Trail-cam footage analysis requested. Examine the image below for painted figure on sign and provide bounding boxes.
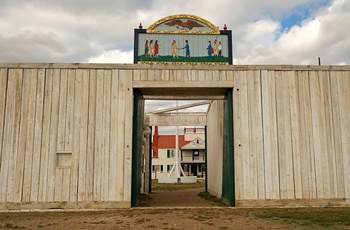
[149,40,154,57]
[207,41,212,57]
[218,41,222,57]
[213,40,218,57]
[145,40,149,57]
[181,40,190,57]
[172,40,179,58]
[154,40,159,57]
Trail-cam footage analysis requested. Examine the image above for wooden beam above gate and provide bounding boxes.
[146,112,207,126]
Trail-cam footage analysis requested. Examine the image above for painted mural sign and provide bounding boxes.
[134,14,233,64]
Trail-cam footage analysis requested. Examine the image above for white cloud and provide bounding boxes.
[88,49,133,63]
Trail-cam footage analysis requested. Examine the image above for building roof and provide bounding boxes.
[158,135,190,149]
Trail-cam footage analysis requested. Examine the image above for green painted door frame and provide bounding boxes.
[131,89,145,207]
[222,89,235,206]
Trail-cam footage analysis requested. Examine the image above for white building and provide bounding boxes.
[152,127,205,179]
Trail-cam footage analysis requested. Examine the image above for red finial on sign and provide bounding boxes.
[139,23,143,29]
[223,24,227,30]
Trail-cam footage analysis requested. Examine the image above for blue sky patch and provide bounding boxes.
[280,0,331,31]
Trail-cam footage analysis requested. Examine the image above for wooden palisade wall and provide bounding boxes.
[0,63,350,209]
[233,69,350,207]
[0,65,133,209]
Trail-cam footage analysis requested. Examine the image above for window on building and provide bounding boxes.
[193,150,199,160]
[167,149,175,158]
[153,165,163,173]
[167,165,173,173]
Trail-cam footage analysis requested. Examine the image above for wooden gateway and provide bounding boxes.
[0,15,350,210]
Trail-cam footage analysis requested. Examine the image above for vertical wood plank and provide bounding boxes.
[7,69,23,202]
[116,70,126,201]
[123,70,133,201]
[102,70,111,201]
[57,69,68,151]
[78,69,89,201]
[70,69,82,202]
[46,69,60,201]
[93,69,104,201]
[109,70,119,201]
[0,68,8,201]
[30,69,45,201]
[22,69,38,202]
[322,71,336,198]
[261,70,280,199]
[13,69,30,202]
[337,71,350,198]
[289,71,302,199]
[0,69,17,202]
[86,70,96,201]
[65,69,75,152]
[38,69,53,201]
[310,71,329,198]
[329,71,345,198]
[54,168,63,201]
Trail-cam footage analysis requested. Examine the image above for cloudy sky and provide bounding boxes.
[1,0,349,133]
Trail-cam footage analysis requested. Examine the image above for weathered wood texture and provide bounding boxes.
[147,112,207,126]
[233,70,350,202]
[0,63,350,209]
[206,100,224,198]
[0,67,133,204]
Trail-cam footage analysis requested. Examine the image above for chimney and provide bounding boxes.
[152,126,159,158]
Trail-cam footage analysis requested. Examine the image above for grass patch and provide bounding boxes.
[151,179,204,191]
[250,207,350,228]
[138,55,229,64]
[198,192,228,207]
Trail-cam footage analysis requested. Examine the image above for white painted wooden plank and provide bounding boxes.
[64,69,75,201]
[246,70,258,199]
[109,70,119,201]
[0,69,16,202]
[147,70,155,81]
[62,167,71,201]
[54,168,63,201]
[288,71,303,199]
[261,70,280,199]
[116,70,126,201]
[337,71,350,198]
[237,71,251,199]
[0,69,7,200]
[123,70,133,201]
[70,69,82,202]
[102,70,111,201]
[65,69,75,152]
[86,70,96,201]
[161,69,170,81]
[13,69,30,202]
[321,71,337,198]
[296,71,311,198]
[46,69,60,201]
[249,70,265,199]
[78,69,89,201]
[133,69,141,81]
[7,69,23,202]
[57,69,68,151]
[38,69,53,202]
[30,69,45,201]
[140,70,148,81]
[22,69,38,202]
[93,69,104,201]
[329,71,345,198]
[233,71,242,200]
[309,71,328,198]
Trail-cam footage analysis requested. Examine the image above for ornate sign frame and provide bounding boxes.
[134,14,232,65]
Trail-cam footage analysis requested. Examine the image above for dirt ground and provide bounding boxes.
[0,187,348,229]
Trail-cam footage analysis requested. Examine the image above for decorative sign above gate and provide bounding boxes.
[134,14,232,64]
